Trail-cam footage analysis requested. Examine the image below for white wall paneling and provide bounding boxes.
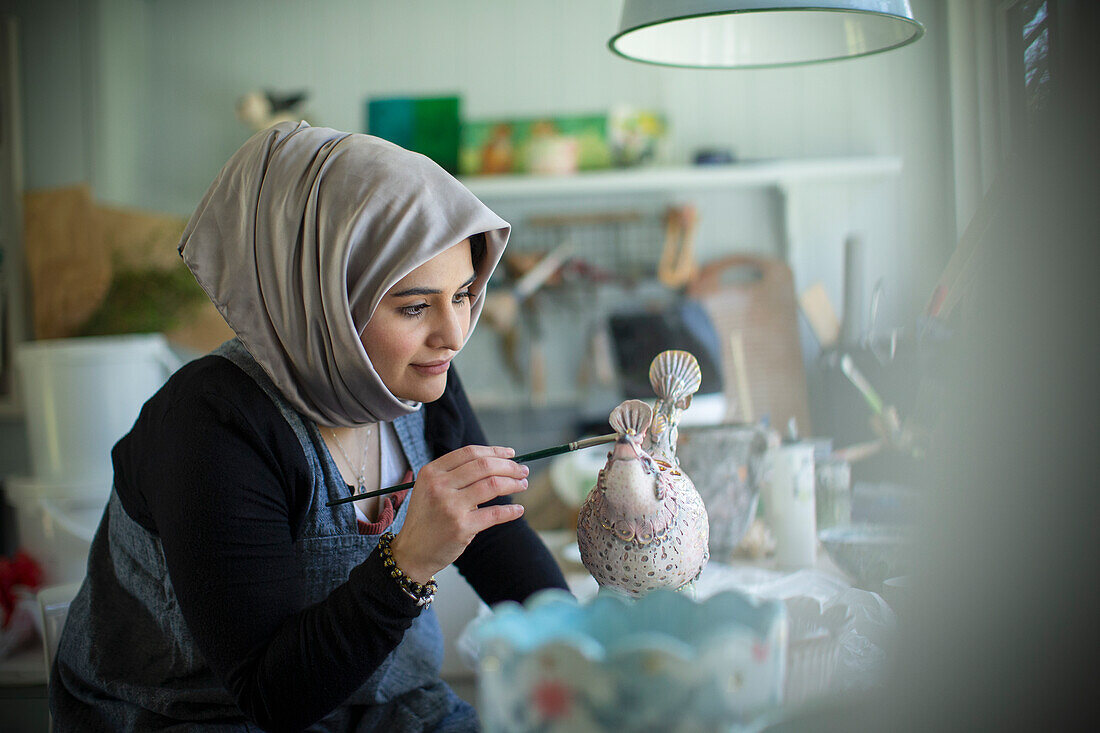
[9,0,956,407]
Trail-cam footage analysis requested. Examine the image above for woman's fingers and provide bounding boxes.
[418,460,528,508]
[415,446,528,504]
[394,447,529,578]
[443,455,528,492]
[470,502,525,534]
[464,473,529,507]
[431,444,515,472]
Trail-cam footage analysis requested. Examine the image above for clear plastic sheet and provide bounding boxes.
[695,564,897,693]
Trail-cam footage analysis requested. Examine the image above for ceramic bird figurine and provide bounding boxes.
[577,355,710,596]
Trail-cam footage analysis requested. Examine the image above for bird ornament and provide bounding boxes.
[576,350,710,597]
[235,89,310,132]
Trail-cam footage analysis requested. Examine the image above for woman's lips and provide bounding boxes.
[411,360,451,376]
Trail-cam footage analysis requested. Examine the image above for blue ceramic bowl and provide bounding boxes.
[466,587,787,732]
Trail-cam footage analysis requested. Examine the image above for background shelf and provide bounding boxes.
[460,156,903,199]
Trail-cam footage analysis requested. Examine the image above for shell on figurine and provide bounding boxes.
[645,349,703,464]
[576,350,710,597]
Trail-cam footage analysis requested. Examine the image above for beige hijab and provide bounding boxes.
[179,121,509,426]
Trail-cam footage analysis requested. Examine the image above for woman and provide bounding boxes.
[50,122,569,732]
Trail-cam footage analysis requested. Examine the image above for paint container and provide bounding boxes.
[815,457,852,531]
[761,441,817,568]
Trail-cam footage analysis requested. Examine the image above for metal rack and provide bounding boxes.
[500,208,668,283]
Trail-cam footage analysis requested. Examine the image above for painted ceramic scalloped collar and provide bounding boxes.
[469,587,788,731]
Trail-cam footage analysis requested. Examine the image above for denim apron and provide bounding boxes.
[51,339,477,732]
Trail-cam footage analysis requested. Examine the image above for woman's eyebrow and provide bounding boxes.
[389,274,477,298]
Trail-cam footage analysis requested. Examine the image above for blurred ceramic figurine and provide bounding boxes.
[576,351,710,596]
[236,90,309,132]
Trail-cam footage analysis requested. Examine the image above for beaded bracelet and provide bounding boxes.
[378,531,437,608]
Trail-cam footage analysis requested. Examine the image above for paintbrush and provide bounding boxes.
[326,433,618,507]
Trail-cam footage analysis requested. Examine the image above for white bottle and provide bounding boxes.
[762,441,817,568]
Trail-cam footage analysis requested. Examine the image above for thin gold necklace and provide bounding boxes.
[328,425,373,495]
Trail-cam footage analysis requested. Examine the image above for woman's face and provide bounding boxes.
[362,239,477,403]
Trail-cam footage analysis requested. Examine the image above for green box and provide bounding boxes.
[367,95,461,174]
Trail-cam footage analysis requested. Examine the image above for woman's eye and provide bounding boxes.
[453,290,474,305]
[400,304,428,318]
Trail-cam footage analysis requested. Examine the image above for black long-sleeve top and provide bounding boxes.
[110,354,568,731]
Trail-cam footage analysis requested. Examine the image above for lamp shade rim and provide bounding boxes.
[608,5,926,69]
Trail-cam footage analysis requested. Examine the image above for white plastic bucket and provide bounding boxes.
[4,476,109,585]
[15,334,181,484]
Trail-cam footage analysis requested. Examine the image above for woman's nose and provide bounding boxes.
[428,303,467,350]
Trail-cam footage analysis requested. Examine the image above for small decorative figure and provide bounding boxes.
[480,122,515,175]
[236,90,310,132]
[737,518,777,561]
[645,349,702,464]
[576,350,709,597]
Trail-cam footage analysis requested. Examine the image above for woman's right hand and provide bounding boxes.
[388,445,528,583]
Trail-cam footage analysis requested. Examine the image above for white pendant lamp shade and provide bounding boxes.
[610,0,924,68]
